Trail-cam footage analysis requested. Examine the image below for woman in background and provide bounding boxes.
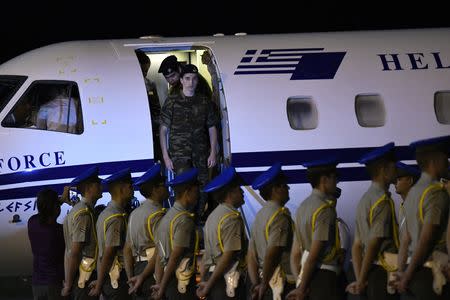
[28,188,65,300]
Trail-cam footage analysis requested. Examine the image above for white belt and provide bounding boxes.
[406,257,433,268]
[318,263,341,274]
[136,255,148,262]
[406,252,448,296]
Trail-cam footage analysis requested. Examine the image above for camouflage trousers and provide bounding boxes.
[172,154,209,218]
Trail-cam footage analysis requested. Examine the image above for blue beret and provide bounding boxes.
[251,162,283,190]
[396,162,420,178]
[168,168,199,187]
[302,158,338,169]
[158,55,179,76]
[133,164,162,187]
[180,64,198,77]
[359,142,395,165]
[102,168,132,185]
[71,166,99,186]
[410,135,450,153]
[203,166,242,193]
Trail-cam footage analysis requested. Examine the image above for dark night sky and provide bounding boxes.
[1,2,449,64]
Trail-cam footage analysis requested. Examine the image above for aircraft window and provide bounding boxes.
[0,75,27,113]
[1,81,84,134]
[286,97,318,130]
[355,94,386,127]
[434,91,450,124]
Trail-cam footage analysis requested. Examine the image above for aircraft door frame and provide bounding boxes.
[134,45,232,170]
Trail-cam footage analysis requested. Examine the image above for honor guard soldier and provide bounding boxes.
[123,164,169,299]
[394,162,420,237]
[247,162,295,300]
[196,166,248,299]
[89,169,134,299]
[62,166,102,299]
[151,168,200,300]
[346,142,399,300]
[396,136,449,299]
[288,158,344,300]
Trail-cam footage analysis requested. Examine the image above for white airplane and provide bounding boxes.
[0,28,449,277]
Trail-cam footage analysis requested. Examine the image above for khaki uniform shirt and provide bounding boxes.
[63,198,97,258]
[126,199,165,257]
[203,203,247,269]
[96,201,127,265]
[295,189,339,265]
[155,202,196,266]
[354,182,397,256]
[250,201,293,275]
[404,172,449,256]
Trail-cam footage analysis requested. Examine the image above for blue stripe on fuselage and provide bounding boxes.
[0,159,155,186]
[0,146,415,201]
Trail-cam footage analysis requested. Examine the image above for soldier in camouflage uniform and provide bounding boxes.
[159,63,219,219]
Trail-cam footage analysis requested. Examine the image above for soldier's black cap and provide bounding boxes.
[158,55,179,76]
[179,64,199,77]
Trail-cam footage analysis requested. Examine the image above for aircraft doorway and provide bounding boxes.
[135,46,231,208]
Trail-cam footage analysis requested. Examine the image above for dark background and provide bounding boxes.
[1,1,449,64]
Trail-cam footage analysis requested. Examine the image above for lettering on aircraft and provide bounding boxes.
[0,151,65,173]
[0,200,37,213]
[234,48,346,80]
[377,52,450,71]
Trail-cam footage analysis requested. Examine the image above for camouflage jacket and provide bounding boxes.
[160,93,219,158]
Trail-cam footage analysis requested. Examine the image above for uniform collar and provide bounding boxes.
[312,188,328,201]
[420,172,435,184]
[264,200,282,209]
[370,181,387,194]
[80,197,94,209]
[143,198,162,208]
[173,201,188,211]
[108,200,123,211]
[221,202,239,212]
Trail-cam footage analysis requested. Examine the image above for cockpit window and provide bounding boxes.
[1,81,84,134]
[0,75,27,113]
